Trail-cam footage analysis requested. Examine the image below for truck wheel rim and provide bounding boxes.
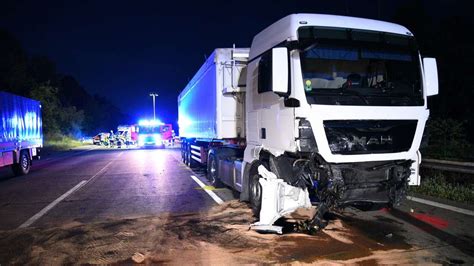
[21,155,28,169]
[210,158,217,183]
[250,174,261,204]
[187,148,191,165]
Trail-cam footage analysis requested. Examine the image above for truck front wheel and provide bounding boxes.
[249,171,262,217]
[12,150,31,176]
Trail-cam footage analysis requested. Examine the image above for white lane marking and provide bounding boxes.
[407,196,474,216]
[18,180,87,228]
[82,159,116,186]
[18,153,121,228]
[190,175,224,205]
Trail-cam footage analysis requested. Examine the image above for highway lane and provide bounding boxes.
[0,147,115,229]
[0,147,216,229]
[35,148,217,227]
[0,146,472,263]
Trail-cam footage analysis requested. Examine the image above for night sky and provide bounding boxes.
[0,0,463,126]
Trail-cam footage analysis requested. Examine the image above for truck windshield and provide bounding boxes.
[298,27,423,106]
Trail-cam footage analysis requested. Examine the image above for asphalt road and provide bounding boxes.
[0,146,472,263]
[0,146,218,229]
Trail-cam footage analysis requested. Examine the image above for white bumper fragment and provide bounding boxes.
[251,165,312,234]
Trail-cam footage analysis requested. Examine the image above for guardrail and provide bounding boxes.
[422,159,474,174]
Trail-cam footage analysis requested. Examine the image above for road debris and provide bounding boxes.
[0,200,471,264]
[131,252,146,263]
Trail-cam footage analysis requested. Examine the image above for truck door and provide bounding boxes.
[247,51,295,153]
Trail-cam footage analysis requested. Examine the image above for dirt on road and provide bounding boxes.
[0,200,469,264]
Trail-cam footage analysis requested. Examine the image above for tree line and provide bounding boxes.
[0,28,129,139]
[392,2,474,160]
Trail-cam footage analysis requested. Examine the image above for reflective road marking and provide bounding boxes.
[18,180,87,228]
[407,196,474,216]
[190,175,224,205]
[18,153,122,228]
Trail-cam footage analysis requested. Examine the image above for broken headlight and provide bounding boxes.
[298,118,318,152]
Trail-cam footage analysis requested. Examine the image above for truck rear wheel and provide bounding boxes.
[249,171,262,217]
[181,143,186,163]
[186,145,196,168]
[12,150,31,176]
[207,153,223,187]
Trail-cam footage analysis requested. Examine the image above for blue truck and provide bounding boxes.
[0,91,43,176]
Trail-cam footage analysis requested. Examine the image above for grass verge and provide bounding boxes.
[410,173,474,204]
[44,135,84,151]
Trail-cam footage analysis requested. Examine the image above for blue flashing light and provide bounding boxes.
[138,119,164,126]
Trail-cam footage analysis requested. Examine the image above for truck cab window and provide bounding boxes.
[258,52,272,93]
[298,27,423,106]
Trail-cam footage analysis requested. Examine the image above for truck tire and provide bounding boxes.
[187,145,196,168]
[12,150,31,176]
[249,170,262,217]
[181,143,186,163]
[207,153,223,187]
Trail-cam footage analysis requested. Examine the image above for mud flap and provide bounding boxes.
[251,165,312,234]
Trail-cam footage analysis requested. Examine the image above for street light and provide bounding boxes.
[149,93,159,121]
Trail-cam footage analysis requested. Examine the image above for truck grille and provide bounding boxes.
[324,120,417,154]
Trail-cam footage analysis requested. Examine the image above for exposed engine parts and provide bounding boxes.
[252,152,413,234]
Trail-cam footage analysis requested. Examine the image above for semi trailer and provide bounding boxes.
[0,91,43,176]
[179,14,438,233]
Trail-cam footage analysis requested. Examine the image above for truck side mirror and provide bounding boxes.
[284,97,300,107]
[423,58,438,96]
[271,47,289,95]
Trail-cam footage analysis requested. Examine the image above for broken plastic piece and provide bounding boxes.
[251,165,312,233]
[251,225,283,234]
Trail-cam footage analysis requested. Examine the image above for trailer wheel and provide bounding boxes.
[207,153,223,187]
[12,150,31,176]
[249,171,262,217]
[186,145,196,168]
[181,143,186,163]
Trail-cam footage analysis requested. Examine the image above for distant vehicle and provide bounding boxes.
[0,91,43,176]
[92,134,101,145]
[178,14,439,233]
[159,124,173,146]
[137,120,165,148]
[92,133,109,145]
[117,124,139,145]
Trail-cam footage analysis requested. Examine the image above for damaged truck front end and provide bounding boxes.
[249,115,424,233]
[250,149,414,234]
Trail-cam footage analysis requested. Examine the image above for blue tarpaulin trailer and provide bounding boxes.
[0,91,43,175]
